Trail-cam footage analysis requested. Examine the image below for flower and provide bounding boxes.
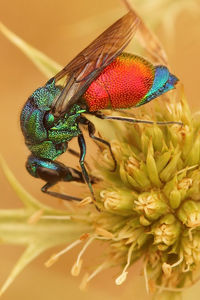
[88,86,200,295]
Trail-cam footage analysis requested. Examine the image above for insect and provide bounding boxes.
[20,10,180,203]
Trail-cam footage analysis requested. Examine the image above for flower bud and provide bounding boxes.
[181,232,200,268]
[146,139,161,187]
[164,175,193,209]
[124,157,151,189]
[169,189,181,209]
[134,191,168,222]
[156,151,171,173]
[168,124,190,149]
[145,126,164,152]
[177,200,200,227]
[120,160,140,188]
[99,189,135,215]
[186,136,200,166]
[160,151,181,182]
[189,170,200,200]
[140,133,148,156]
[151,214,181,251]
[179,126,193,160]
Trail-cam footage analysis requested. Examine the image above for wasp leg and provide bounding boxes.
[88,121,117,172]
[26,155,85,202]
[67,147,91,171]
[91,111,183,126]
[78,134,95,200]
[79,117,117,171]
[67,148,80,158]
[41,182,82,201]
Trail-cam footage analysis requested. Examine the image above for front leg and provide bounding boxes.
[79,116,117,171]
[77,134,96,201]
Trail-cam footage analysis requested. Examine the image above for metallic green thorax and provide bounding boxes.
[20,80,86,161]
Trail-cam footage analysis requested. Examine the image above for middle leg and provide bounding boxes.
[79,116,117,171]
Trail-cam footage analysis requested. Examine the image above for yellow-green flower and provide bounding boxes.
[88,87,200,296]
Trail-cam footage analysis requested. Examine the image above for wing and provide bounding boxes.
[51,11,140,117]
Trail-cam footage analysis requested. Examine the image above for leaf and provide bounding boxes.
[0,22,61,78]
[0,207,92,296]
[0,156,92,295]
[0,244,46,296]
[0,154,55,211]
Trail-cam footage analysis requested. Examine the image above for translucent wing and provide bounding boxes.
[51,11,140,117]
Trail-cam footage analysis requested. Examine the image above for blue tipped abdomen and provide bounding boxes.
[136,66,179,107]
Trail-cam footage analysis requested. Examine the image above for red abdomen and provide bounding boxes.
[83,53,155,112]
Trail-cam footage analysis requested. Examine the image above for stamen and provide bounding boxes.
[27,209,44,224]
[76,197,93,207]
[71,236,96,276]
[40,215,71,220]
[177,164,199,175]
[79,273,89,291]
[162,263,172,278]
[115,243,135,285]
[182,264,190,273]
[143,260,149,294]
[71,259,83,276]
[115,272,128,285]
[188,227,194,241]
[63,201,76,211]
[170,254,183,268]
[45,239,82,267]
[86,261,109,283]
[95,227,114,239]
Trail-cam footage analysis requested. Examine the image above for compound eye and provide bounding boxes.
[44,112,55,129]
[29,96,35,106]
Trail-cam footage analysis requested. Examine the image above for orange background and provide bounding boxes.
[0,0,200,299]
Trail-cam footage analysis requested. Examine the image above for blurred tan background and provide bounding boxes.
[0,0,200,299]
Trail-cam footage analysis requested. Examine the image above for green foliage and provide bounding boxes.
[0,155,92,296]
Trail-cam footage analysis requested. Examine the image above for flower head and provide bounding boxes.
[84,87,200,295]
